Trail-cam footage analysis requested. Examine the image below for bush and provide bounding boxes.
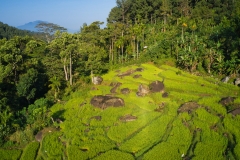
[142,142,182,160]
[93,150,134,160]
[0,149,22,160]
[41,132,64,159]
[195,108,220,126]
[68,138,115,159]
[198,97,227,116]
[20,141,39,160]
[193,142,225,160]
[119,115,173,157]
[166,119,192,154]
[234,143,240,159]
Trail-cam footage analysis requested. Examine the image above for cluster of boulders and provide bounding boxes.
[136,80,167,97]
[90,67,169,109]
[221,76,240,86]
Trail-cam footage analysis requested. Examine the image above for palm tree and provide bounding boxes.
[49,76,61,99]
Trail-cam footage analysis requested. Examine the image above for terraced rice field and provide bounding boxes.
[10,63,240,160]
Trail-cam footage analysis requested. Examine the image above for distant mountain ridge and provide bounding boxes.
[17,20,78,33]
[17,20,47,32]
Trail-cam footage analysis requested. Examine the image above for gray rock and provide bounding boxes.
[121,88,130,94]
[221,76,230,83]
[137,84,149,97]
[90,95,125,109]
[235,78,240,86]
[92,76,103,85]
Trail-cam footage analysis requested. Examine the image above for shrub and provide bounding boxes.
[20,141,39,160]
[234,143,240,159]
[198,97,227,116]
[0,149,22,160]
[41,132,64,159]
[166,119,192,154]
[193,142,225,160]
[67,145,87,160]
[223,115,240,143]
[93,150,134,160]
[68,138,115,159]
[142,142,182,160]
[195,108,220,126]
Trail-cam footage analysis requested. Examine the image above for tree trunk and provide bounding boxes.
[63,57,68,81]
[121,30,124,63]
[111,39,114,61]
[136,40,139,59]
[109,43,111,62]
[69,52,73,85]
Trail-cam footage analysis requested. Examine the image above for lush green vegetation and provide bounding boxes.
[0,0,240,159]
[0,22,45,40]
[20,141,39,160]
[0,148,22,160]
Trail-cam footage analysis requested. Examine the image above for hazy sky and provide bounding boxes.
[0,0,116,30]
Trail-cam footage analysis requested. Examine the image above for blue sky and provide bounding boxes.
[0,0,116,30]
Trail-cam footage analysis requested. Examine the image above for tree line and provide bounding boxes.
[0,0,239,146]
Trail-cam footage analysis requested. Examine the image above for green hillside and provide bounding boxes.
[6,63,239,160]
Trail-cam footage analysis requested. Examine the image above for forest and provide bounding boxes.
[0,0,240,159]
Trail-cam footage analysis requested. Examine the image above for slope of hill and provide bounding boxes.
[17,20,78,33]
[0,21,38,39]
[3,63,240,159]
[17,20,47,32]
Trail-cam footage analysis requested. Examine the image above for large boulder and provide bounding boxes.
[92,76,103,85]
[90,95,125,109]
[149,80,164,93]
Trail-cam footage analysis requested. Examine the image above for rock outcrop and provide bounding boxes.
[110,82,122,93]
[235,78,240,86]
[136,84,149,97]
[178,102,200,113]
[92,76,103,85]
[90,95,125,109]
[219,97,235,106]
[221,76,230,83]
[121,88,130,94]
[149,80,164,93]
[119,114,137,122]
